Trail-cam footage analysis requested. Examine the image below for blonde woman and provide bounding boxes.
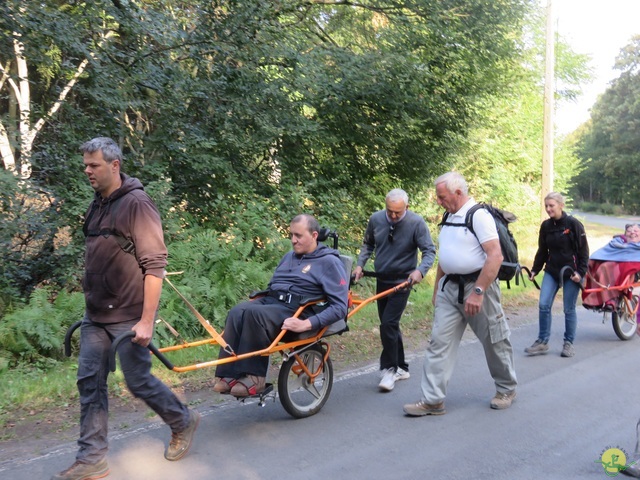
[526,193,589,358]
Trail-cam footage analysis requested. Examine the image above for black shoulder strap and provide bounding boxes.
[82,200,99,237]
[82,195,136,256]
[463,203,485,237]
[565,215,581,254]
[439,203,484,243]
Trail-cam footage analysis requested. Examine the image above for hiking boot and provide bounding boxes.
[561,341,575,358]
[394,367,410,381]
[51,459,109,480]
[490,390,517,410]
[524,339,549,356]
[378,367,396,392]
[403,400,446,416]
[165,409,200,461]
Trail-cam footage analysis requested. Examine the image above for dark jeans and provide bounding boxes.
[76,316,189,464]
[215,297,296,379]
[376,280,411,372]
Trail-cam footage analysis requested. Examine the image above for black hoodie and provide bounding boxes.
[269,244,349,329]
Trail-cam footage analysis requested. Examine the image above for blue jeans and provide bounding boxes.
[538,272,580,344]
[76,316,189,463]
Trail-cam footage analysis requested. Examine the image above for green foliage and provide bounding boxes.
[432,6,590,243]
[0,288,85,365]
[156,206,291,344]
[0,170,86,314]
[571,36,640,213]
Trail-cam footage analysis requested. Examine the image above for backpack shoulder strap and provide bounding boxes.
[83,194,136,256]
[439,203,485,240]
[464,203,485,237]
[82,200,99,237]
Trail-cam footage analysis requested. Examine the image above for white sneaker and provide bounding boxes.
[395,368,410,381]
[378,367,396,392]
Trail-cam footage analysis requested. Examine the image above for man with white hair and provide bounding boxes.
[403,172,517,416]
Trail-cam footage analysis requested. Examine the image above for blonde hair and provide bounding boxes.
[544,192,565,206]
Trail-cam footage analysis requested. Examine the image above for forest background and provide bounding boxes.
[0,0,637,406]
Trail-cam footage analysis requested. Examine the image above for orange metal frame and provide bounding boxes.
[154,277,411,373]
[582,281,640,318]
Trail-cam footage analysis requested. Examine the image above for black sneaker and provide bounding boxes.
[165,409,200,461]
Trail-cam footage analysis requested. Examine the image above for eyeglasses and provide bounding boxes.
[388,224,395,242]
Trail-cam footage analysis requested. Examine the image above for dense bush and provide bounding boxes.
[156,208,291,345]
[0,288,85,369]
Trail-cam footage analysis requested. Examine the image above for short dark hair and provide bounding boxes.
[291,214,319,234]
[80,137,123,164]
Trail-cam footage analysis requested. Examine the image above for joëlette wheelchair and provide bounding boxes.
[64,228,410,419]
[580,261,640,341]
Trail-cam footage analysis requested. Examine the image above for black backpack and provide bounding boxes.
[440,203,522,287]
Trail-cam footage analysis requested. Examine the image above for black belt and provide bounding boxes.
[442,271,481,304]
[266,290,305,307]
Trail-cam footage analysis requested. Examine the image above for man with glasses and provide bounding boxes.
[354,189,436,392]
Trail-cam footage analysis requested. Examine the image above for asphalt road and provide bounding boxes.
[572,210,640,230]
[3,308,639,480]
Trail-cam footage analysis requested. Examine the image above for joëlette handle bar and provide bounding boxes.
[64,320,82,357]
[359,270,413,284]
[348,280,412,319]
[108,331,174,372]
[63,320,174,372]
[519,266,540,290]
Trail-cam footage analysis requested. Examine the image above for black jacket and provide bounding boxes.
[531,212,589,279]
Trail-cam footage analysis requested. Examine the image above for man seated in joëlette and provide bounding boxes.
[212,214,349,397]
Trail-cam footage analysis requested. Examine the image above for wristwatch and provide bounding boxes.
[473,286,484,295]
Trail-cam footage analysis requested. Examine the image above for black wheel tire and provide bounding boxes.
[277,344,333,419]
[612,295,638,341]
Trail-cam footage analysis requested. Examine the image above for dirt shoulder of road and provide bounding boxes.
[0,302,540,466]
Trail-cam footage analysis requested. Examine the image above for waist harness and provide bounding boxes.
[266,290,307,307]
[442,270,481,304]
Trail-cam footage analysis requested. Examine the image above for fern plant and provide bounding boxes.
[158,214,290,346]
[0,288,85,366]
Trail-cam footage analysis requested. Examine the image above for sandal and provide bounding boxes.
[230,375,266,397]
[213,377,238,394]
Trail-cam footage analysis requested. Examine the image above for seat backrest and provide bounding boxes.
[339,254,354,279]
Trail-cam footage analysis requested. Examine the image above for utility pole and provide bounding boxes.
[541,0,555,221]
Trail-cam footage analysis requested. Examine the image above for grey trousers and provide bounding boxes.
[76,316,189,464]
[419,278,518,404]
